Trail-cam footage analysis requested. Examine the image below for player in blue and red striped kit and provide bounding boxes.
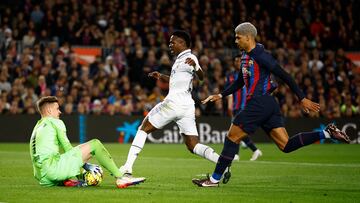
[193,22,350,187]
[225,55,268,162]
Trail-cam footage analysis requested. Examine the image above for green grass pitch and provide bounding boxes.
[1,143,360,203]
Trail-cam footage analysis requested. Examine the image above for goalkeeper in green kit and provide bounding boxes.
[30,96,145,188]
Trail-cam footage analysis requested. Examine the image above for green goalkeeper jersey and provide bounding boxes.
[29,117,73,181]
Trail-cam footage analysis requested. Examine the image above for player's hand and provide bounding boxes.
[83,163,102,176]
[300,98,320,114]
[202,94,222,104]
[185,58,196,68]
[148,71,161,80]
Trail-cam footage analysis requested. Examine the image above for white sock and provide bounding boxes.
[123,130,148,173]
[323,130,331,138]
[193,143,220,163]
[210,176,220,183]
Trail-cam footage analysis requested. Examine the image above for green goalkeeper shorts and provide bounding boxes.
[40,147,84,186]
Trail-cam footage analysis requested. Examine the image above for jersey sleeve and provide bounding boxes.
[185,55,201,72]
[224,74,230,88]
[193,56,201,71]
[221,71,244,97]
[51,118,73,152]
[262,53,305,101]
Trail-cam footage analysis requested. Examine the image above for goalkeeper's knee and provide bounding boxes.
[89,139,102,154]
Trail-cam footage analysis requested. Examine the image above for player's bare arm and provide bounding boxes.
[148,71,170,83]
[185,58,204,80]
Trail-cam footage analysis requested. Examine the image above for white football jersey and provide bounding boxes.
[165,49,201,106]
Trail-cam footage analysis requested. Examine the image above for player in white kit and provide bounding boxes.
[120,30,221,178]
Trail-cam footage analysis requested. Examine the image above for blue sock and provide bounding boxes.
[283,131,321,153]
[212,137,239,181]
[319,130,326,139]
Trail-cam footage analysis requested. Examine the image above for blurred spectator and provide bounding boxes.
[63,102,74,115]
[30,5,44,25]
[35,75,47,97]
[340,95,358,117]
[104,24,118,48]
[91,99,102,115]
[325,98,341,119]
[21,85,38,104]
[0,0,358,119]
[112,47,127,76]
[308,49,324,71]
[128,47,145,84]
[104,55,119,78]
[22,30,36,47]
[0,73,11,93]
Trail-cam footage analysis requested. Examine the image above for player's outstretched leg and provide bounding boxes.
[192,143,220,163]
[121,118,157,176]
[120,129,148,175]
[183,134,220,163]
[86,139,145,188]
[275,123,350,153]
[87,139,123,177]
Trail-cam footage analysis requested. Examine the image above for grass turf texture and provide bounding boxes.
[1,143,360,203]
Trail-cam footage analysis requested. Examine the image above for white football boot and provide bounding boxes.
[250,149,262,161]
[116,174,146,188]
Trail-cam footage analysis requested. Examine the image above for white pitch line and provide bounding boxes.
[137,157,360,168]
[250,160,360,168]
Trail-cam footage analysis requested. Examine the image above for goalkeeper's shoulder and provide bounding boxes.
[46,117,67,131]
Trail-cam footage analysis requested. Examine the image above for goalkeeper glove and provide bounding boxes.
[83,163,102,176]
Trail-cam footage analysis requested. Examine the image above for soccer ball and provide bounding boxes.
[83,170,103,186]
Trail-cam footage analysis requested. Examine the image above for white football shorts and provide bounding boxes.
[148,100,198,135]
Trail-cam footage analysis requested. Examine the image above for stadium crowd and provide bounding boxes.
[0,0,359,118]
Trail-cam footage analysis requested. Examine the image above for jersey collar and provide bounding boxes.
[176,49,191,60]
